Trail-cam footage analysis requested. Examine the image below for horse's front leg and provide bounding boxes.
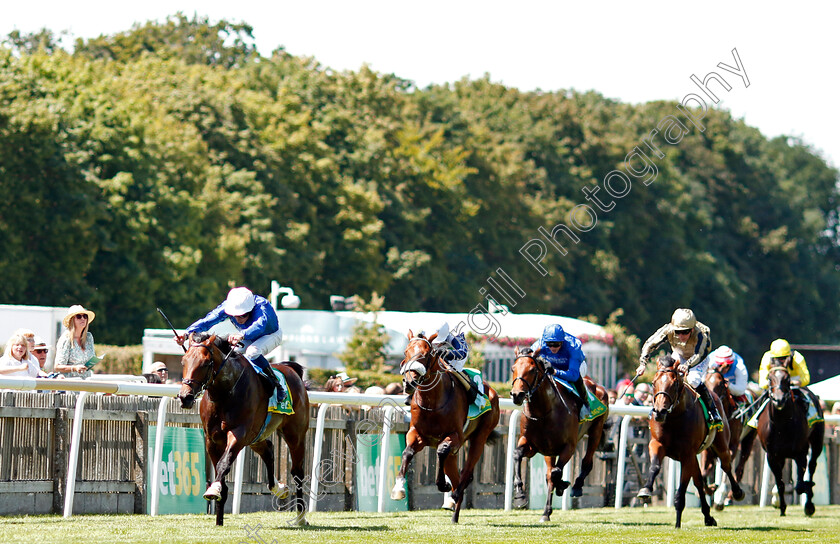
[768,454,787,516]
[793,451,814,515]
[688,456,717,527]
[513,437,535,508]
[391,428,425,500]
[204,430,247,504]
[436,431,464,494]
[638,439,664,501]
[541,456,557,523]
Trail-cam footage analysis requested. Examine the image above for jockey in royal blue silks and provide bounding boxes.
[177,287,285,400]
[530,323,590,418]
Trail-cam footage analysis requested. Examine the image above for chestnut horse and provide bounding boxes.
[700,367,749,509]
[177,333,310,526]
[637,355,744,528]
[758,366,824,517]
[390,331,500,523]
[509,346,608,522]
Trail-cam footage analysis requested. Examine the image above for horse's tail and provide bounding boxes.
[280,361,305,379]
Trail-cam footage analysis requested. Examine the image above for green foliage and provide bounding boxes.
[337,293,390,372]
[0,16,838,365]
[93,344,144,375]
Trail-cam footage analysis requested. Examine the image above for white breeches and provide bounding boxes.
[242,329,283,360]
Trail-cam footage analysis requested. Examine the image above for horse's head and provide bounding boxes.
[399,330,440,395]
[177,332,226,409]
[651,354,684,422]
[510,346,546,406]
[705,365,729,398]
[767,366,792,409]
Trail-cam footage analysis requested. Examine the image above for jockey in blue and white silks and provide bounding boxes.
[179,287,284,398]
[428,323,484,406]
[709,345,749,399]
[530,323,590,418]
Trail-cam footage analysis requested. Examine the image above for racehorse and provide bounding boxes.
[637,355,744,528]
[758,366,824,517]
[700,366,749,509]
[509,346,608,522]
[390,331,500,523]
[177,333,310,526]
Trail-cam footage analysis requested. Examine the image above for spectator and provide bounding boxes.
[621,383,636,405]
[30,336,58,378]
[634,383,653,406]
[54,305,99,378]
[384,382,403,395]
[324,371,361,393]
[0,332,39,377]
[607,389,618,405]
[150,361,170,384]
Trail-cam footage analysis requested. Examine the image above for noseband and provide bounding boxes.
[768,367,791,406]
[400,337,439,386]
[182,342,235,397]
[511,356,551,401]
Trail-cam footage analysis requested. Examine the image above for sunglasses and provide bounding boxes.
[546,342,562,348]
[75,314,88,320]
[674,329,691,336]
[33,349,48,354]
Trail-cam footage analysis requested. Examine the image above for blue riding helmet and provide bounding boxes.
[542,324,565,343]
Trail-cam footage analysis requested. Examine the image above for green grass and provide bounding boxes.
[0,505,837,544]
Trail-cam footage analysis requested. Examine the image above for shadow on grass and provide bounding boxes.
[274,524,390,532]
[717,526,812,533]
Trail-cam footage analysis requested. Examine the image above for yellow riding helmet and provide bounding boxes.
[670,308,696,330]
[769,338,791,358]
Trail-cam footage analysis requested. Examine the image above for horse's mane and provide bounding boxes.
[517,347,535,357]
[657,353,677,369]
[191,332,305,378]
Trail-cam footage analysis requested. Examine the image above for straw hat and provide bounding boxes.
[63,305,96,329]
[335,371,358,385]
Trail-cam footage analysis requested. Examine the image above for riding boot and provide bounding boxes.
[574,376,591,419]
[253,354,286,402]
[452,369,481,406]
[696,382,721,424]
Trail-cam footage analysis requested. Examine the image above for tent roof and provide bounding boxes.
[809,373,840,402]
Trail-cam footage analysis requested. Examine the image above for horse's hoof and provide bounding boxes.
[203,482,222,501]
[390,488,406,501]
[441,496,456,511]
[570,486,582,498]
[514,500,528,510]
[637,487,652,498]
[289,514,308,527]
[539,516,550,523]
[714,502,724,511]
[705,516,717,527]
[270,483,290,500]
[732,487,745,501]
[805,503,816,517]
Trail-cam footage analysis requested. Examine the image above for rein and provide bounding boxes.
[401,336,453,412]
[652,368,684,417]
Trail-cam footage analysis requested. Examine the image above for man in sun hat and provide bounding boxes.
[177,286,285,399]
[150,361,170,384]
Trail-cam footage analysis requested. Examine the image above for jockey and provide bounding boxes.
[429,322,484,407]
[759,339,810,389]
[177,287,285,399]
[530,323,590,419]
[636,308,721,424]
[709,345,749,400]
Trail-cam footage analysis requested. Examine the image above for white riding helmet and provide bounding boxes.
[224,287,256,316]
[670,308,696,330]
[431,322,450,346]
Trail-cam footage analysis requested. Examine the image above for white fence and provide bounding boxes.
[1,376,837,517]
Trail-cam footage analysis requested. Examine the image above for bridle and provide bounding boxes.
[767,366,791,407]
[511,354,558,420]
[652,367,684,418]
[399,336,449,412]
[181,340,237,398]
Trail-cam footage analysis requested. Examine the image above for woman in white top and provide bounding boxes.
[0,332,40,377]
[54,305,97,378]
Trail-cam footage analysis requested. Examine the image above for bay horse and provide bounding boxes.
[758,366,824,517]
[177,333,310,526]
[700,366,747,509]
[390,331,500,523]
[509,346,608,522]
[637,355,744,528]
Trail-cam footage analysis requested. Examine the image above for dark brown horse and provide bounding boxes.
[637,355,744,528]
[700,367,748,510]
[509,346,608,522]
[177,333,310,526]
[758,366,824,517]
[390,331,500,523]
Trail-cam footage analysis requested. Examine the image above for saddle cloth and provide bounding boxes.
[463,368,492,421]
[552,377,608,422]
[746,393,823,429]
